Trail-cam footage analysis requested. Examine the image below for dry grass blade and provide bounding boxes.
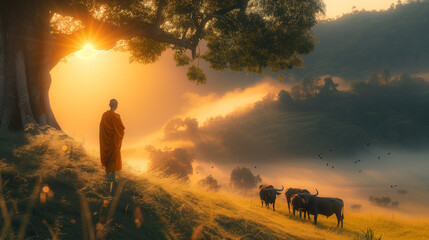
[133,207,144,228]
[97,181,125,240]
[0,173,12,239]
[42,219,60,240]
[107,181,125,221]
[191,225,205,240]
[80,194,96,240]
[17,177,40,240]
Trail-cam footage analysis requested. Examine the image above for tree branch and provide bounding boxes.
[187,4,242,58]
[155,0,167,27]
[49,1,243,68]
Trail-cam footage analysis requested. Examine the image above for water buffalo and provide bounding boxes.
[285,188,310,213]
[259,184,284,211]
[290,193,310,219]
[300,189,344,227]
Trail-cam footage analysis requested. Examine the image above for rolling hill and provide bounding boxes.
[0,126,428,239]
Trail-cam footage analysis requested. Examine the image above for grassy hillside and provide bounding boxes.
[0,126,427,239]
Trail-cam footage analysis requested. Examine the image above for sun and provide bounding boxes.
[74,43,100,59]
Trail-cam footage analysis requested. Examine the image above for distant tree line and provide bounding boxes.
[160,70,429,161]
[276,70,429,154]
[290,0,429,80]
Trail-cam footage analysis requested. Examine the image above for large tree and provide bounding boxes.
[0,0,324,130]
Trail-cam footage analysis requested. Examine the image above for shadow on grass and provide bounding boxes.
[283,212,358,238]
[214,214,309,240]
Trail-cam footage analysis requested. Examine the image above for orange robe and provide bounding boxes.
[99,111,125,172]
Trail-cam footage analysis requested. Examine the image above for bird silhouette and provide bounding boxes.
[211,166,214,168]
[329,149,333,152]
[394,185,397,187]
[377,156,380,160]
[332,166,335,169]
[355,161,357,164]
[390,185,393,188]
[359,170,362,173]
[388,152,391,155]
[358,159,361,162]
[366,143,370,147]
[254,166,257,168]
[326,163,329,166]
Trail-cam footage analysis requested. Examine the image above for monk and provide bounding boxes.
[99,99,125,184]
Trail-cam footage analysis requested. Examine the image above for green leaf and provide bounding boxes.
[187,65,206,85]
[173,50,192,66]
[128,37,168,64]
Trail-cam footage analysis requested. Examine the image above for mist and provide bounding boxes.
[123,71,429,219]
[187,147,429,219]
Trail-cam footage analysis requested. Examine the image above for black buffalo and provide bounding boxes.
[300,189,344,227]
[285,188,310,213]
[291,193,310,219]
[259,184,284,211]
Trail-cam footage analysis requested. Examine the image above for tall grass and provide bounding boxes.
[1,126,428,239]
[354,228,382,240]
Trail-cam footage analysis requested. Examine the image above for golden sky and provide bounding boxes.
[49,0,398,156]
[323,0,397,18]
[50,49,280,151]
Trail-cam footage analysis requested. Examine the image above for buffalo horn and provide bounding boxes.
[312,188,319,197]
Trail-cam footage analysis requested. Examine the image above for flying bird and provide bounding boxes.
[377,156,380,160]
[329,149,333,152]
[359,170,362,173]
[388,152,391,155]
[326,163,329,166]
[332,166,335,169]
[358,159,361,162]
[390,185,393,188]
[366,143,370,147]
[355,161,357,164]
[254,166,257,168]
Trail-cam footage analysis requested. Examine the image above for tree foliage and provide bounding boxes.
[146,146,194,180]
[230,166,261,191]
[197,175,221,191]
[50,0,324,81]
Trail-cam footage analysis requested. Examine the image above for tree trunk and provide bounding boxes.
[0,16,5,121]
[15,50,36,125]
[0,0,61,130]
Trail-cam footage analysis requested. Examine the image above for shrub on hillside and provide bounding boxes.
[146,146,194,180]
[230,167,261,192]
[197,175,221,191]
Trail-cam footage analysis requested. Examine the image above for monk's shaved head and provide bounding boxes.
[109,99,118,107]
[109,99,118,111]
